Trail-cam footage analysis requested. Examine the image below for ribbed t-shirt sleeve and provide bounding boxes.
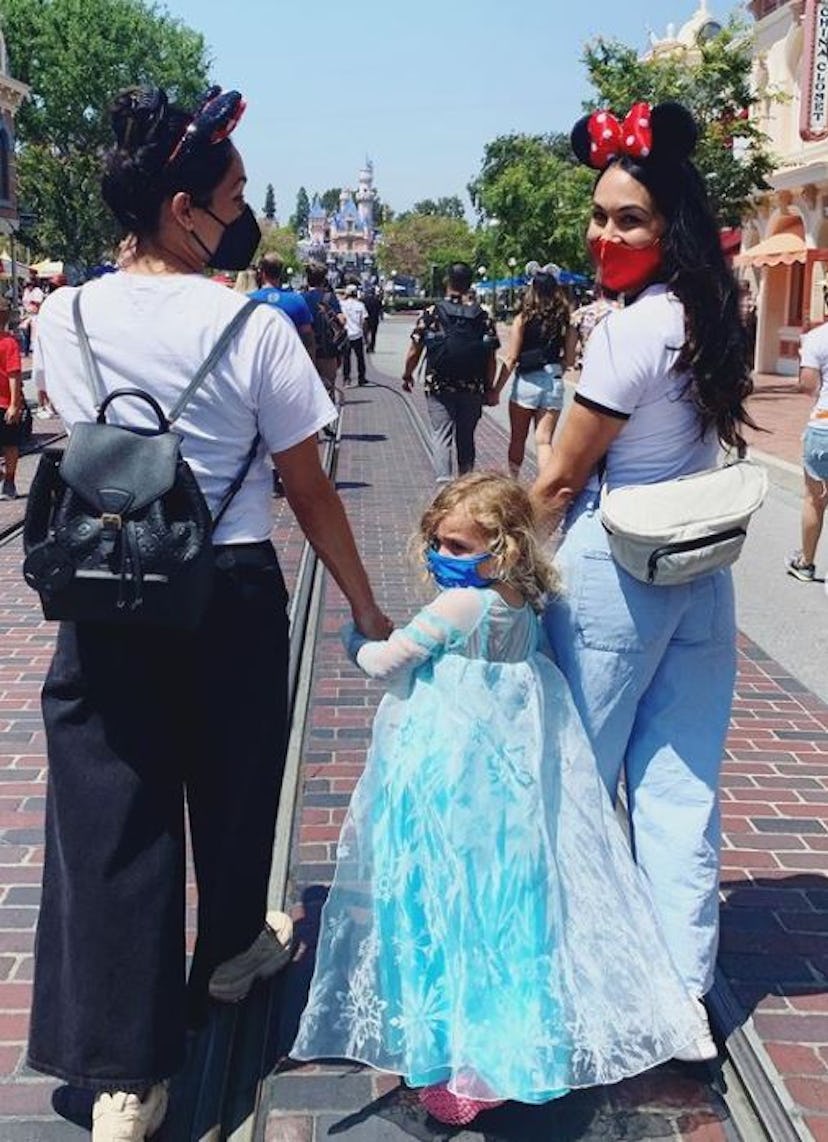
[801,327,828,371]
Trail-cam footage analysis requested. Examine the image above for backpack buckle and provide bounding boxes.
[101,512,122,530]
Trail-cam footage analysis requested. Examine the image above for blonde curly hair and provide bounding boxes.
[417,472,559,611]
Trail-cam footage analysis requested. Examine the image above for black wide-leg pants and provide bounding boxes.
[27,543,290,1091]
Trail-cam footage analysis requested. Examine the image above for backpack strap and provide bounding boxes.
[72,289,108,408]
[167,298,259,423]
[212,432,261,530]
[73,289,263,530]
[72,290,260,423]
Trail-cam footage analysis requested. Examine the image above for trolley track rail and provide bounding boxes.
[171,420,342,1142]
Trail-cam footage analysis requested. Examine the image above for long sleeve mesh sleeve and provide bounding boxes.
[342,589,487,685]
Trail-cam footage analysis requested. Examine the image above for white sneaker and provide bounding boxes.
[34,406,53,419]
[673,997,718,1062]
[208,910,294,1003]
[92,1082,168,1141]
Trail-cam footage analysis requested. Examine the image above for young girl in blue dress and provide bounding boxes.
[292,472,702,1126]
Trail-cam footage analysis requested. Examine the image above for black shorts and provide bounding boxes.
[0,412,22,447]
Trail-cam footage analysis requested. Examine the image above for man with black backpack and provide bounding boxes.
[304,262,347,397]
[402,262,499,484]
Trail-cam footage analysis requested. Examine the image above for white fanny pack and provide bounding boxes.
[599,460,768,586]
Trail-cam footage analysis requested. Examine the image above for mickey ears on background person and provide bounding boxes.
[524,261,562,295]
[102,84,261,275]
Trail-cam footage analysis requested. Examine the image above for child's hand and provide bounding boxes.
[340,622,365,664]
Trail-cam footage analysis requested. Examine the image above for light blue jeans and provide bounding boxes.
[510,364,564,411]
[543,491,737,997]
[802,422,828,481]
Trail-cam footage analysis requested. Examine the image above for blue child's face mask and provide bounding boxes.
[426,546,495,589]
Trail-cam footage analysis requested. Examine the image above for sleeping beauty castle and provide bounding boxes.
[299,160,379,278]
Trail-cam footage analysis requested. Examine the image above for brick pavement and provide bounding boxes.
[0,350,825,1137]
[744,372,811,470]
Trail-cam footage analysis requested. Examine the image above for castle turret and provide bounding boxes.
[356,158,375,230]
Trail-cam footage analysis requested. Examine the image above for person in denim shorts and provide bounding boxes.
[532,101,757,1064]
[492,263,575,479]
[787,324,828,581]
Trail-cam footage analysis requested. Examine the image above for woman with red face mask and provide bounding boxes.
[532,102,755,1063]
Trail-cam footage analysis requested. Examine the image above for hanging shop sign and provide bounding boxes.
[802,0,828,141]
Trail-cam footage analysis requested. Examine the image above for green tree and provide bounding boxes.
[290,186,310,235]
[318,187,341,214]
[0,0,209,266]
[468,134,594,273]
[263,183,276,221]
[374,197,393,226]
[256,224,298,265]
[411,195,466,220]
[375,214,475,283]
[582,20,775,225]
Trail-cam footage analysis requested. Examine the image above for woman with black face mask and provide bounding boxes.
[532,102,756,1067]
[26,85,391,1141]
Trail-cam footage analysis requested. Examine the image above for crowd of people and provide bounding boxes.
[15,82,782,1142]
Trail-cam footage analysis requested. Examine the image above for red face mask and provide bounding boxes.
[588,236,662,295]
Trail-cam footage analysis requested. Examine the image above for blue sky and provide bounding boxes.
[161,0,744,221]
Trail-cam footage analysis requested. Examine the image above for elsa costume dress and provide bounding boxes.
[292,586,700,1103]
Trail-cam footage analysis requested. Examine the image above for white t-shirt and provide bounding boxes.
[576,284,719,489]
[33,273,336,544]
[22,284,44,313]
[799,322,828,422]
[341,297,367,341]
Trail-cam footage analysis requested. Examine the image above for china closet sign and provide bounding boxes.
[802,0,828,141]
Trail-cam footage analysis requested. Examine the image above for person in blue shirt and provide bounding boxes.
[303,261,345,395]
[249,253,319,497]
[249,254,316,362]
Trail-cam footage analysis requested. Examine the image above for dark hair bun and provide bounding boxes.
[110,86,168,154]
[570,100,698,169]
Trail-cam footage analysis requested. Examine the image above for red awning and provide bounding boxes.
[720,228,742,254]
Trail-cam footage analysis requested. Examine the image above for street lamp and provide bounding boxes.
[286,265,294,288]
[487,217,499,313]
[477,265,487,305]
[508,256,517,314]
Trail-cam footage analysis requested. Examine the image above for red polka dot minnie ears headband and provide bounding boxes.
[570,101,698,170]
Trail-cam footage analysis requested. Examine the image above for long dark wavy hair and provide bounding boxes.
[600,152,757,451]
[518,276,570,344]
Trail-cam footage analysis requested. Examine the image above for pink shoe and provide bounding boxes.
[418,1082,504,1125]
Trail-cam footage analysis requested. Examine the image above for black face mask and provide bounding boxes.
[192,204,261,271]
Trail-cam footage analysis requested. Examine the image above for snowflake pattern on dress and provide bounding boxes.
[292,588,700,1102]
